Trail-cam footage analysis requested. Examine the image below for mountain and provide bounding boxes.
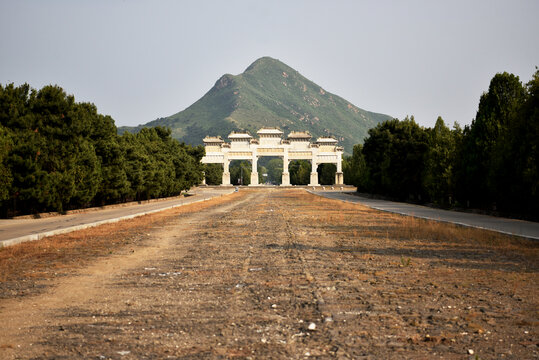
[119,57,392,152]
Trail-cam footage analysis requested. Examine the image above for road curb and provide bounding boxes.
[0,190,235,248]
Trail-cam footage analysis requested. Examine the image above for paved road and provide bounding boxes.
[0,187,235,247]
[312,191,539,240]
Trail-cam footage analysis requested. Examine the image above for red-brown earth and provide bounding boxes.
[0,189,537,359]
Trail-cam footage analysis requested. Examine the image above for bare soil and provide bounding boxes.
[0,189,537,359]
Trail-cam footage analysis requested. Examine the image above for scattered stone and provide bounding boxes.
[308,322,316,331]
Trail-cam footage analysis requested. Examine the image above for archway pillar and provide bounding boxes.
[249,154,259,186]
[335,157,343,185]
[222,159,231,186]
[281,150,290,186]
[335,172,343,185]
[281,171,290,186]
[308,159,319,187]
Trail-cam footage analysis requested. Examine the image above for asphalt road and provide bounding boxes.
[0,187,235,247]
[312,191,539,240]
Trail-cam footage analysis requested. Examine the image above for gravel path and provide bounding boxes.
[0,189,536,359]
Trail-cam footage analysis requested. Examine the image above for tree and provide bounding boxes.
[120,132,150,201]
[230,160,251,185]
[362,117,429,200]
[343,144,368,190]
[265,158,283,184]
[455,72,526,208]
[181,143,205,189]
[0,125,13,203]
[0,83,205,217]
[499,68,539,217]
[204,163,223,185]
[289,160,310,185]
[317,163,336,185]
[87,107,130,205]
[423,117,461,205]
[30,85,102,211]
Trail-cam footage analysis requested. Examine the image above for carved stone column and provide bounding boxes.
[335,172,344,185]
[249,155,259,186]
[335,157,343,185]
[281,151,290,186]
[308,160,319,187]
[281,171,290,186]
[222,159,231,186]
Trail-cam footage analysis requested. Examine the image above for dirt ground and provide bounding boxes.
[0,189,537,359]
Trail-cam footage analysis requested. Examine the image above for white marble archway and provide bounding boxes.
[202,128,344,186]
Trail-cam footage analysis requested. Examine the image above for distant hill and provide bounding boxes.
[119,57,392,152]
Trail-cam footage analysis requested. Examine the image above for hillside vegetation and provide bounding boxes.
[120,57,391,152]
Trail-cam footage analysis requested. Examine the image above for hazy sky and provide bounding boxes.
[1,0,538,129]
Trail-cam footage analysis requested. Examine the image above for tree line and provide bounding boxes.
[0,83,204,217]
[344,69,538,220]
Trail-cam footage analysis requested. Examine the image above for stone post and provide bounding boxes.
[249,155,259,186]
[335,157,344,185]
[281,151,290,186]
[222,159,231,186]
[308,160,319,187]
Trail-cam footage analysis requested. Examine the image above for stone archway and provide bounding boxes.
[201,128,344,186]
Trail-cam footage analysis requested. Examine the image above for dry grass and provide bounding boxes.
[0,192,245,283]
[306,192,537,259]
[1,188,536,292]
[1,189,537,358]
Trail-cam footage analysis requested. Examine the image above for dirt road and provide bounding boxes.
[0,189,537,359]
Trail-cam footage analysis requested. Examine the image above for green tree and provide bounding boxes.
[423,117,461,205]
[181,143,205,189]
[317,163,336,185]
[499,68,539,217]
[362,117,429,200]
[31,85,101,211]
[1,83,205,217]
[120,132,150,201]
[343,144,368,190]
[204,163,223,185]
[136,127,177,198]
[0,125,13,203]
[265,158,283,184]
[289,160,310,185]
[230,160,251,185]
[85,106,130,205]
[455,72,526,208]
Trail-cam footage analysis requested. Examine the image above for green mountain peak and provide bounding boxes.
[119,57,392,153]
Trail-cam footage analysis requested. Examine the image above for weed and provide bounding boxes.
[400,256,412,267]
